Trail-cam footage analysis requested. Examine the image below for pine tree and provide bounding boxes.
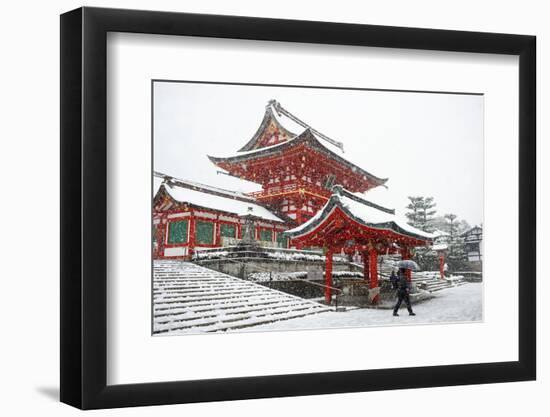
[405,196,437,232]
[444,213,458,241]
[405,196,438,270]
[444,213,468,270]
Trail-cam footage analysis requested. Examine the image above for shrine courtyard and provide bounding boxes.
[240,282,483,332]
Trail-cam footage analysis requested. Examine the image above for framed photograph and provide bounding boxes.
[60,6,536,409]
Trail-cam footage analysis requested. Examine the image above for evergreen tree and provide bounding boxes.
[405,196,437,232]
[444,213,458,240]
[405,196,438,270]
[444,213,468,270]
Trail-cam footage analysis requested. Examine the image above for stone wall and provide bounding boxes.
[194,257,361,279]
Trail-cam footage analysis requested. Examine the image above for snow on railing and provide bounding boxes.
[192,245,348,262]
[248,270,363,282]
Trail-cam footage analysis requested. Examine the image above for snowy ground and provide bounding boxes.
[239,282,483,332]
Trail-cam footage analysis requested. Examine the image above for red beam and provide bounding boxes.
[325,249,333,304]
[363,252,370,282]
[369,250,378,289]
[401,247,412,281]
[439,253,445,279]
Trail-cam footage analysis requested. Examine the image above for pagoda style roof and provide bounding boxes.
[238,106,297,152]
[153,173,284,223]
[460,225,483,238]
[208,128,388,189]
[286,187,434,245]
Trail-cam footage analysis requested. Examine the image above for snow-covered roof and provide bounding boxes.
[155,174,284,223]
[432,243,448,251]
[286,187,435,242]
[238,106,297,152]
[209,128,388,188]
[460,225,483,237]
[432,229,450,238]
[153,175,164,197]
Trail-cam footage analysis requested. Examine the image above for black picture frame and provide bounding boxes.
[60,6,536,410]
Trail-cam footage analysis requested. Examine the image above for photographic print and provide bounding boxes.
[152,81,484,336]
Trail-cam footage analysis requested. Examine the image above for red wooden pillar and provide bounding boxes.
[158,215,167,259]
[188,216,196,258]
[362,252,370,282]
[369,249,378,289]
[325,249,333,304]
[369,249,380,304]
[401,247,412,281]
[154,223,160,259]
[295,195,303,225]
[214,220,221,247]
[439,253,445,279]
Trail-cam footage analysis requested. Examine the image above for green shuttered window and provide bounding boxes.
[220,223,236,238]
[168,220,188,244]
[260,229,273,242]
[196,220,214,244]
[277,232,289,248]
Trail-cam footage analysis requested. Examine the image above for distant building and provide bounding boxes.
[461,225,483,263]
[432,229,451,244]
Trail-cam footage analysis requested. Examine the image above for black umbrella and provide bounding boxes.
[397,260,420,271]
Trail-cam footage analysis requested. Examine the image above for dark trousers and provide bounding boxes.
[393,291,413,314]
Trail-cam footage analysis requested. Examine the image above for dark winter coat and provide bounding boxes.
[396,273,411,293]
[390,272,398,289]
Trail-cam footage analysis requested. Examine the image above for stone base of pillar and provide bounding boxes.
[368,286,380,304]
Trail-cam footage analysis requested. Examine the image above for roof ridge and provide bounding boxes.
[237,103,297,152]
[337,187,395,215]
[154,171,288,223]
[154,171,255,203]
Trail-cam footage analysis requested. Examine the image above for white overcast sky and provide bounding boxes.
[153,81,483,226]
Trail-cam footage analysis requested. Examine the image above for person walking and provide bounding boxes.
[393,267,416,316]
[390,269,398,289]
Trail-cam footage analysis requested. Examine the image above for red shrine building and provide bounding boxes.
[153,177,287,259]
[285,185,434,303]
[207,102,387,224]
[153,100,435,300]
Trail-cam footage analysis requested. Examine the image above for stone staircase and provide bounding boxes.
[353,255,467,295]
[153,260,330,334]
[411,271,464,292]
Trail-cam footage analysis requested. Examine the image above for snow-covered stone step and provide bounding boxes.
[410,271,456,293]
[154,286,269,297]
[153,260,330,334]
[154,281,258,290]
[155,301,326,325]
[154,293,299,311]
[428,283,451,292]
[155,301,324,332]
[156,305,326,334]
[154,289,271,302]
[155,299,314,325]
[154,292,277,308]
[154,294,292,312]
[153,285,258,295]
[154,279,231,284]
[154,293,277,308]
[155,298,302,318]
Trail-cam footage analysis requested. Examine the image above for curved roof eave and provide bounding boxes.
[286,194,433,243]
[209,129,388,187]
